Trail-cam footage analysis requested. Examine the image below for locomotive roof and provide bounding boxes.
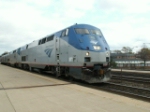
[9,23,101,52]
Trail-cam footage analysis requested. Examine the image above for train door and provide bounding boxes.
[59,29,69,62]
[55,37,60,62]
[55,36,60,76]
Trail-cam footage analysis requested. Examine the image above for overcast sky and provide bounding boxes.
[0,0,150,54]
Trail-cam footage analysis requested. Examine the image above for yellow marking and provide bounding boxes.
[100,70,103,75]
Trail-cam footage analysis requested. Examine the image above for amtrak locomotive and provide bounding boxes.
[0,24,111,83]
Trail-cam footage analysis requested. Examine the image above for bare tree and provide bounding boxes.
[113,50,122,53]
[121,46,132,53]
[137,48,150,67]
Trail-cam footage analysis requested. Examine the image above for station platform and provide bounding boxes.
[0,64,149,112]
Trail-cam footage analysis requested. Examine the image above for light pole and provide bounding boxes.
[143,43,150,67]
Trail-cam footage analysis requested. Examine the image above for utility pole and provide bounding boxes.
[130,46,138,69]
[142,43,150,68]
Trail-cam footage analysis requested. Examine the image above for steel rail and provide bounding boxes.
[111,75,150,83]
[112,75,150,80]
[103,82,150,99]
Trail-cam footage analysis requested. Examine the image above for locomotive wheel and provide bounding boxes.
[26,64,29,70]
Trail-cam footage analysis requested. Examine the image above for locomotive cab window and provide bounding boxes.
[75,28,89,35]
[90,30,102,36]
[61,29,69,37]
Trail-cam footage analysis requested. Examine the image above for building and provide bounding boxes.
[111,53,150,69]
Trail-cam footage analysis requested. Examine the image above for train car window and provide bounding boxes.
[41,38,46,44]
[47,35,54,42]
[38,40,41,45]
[22,56,26,61]
[90,30,102,36]
[75,28,89,34]
[21,55,28,61]
[26,45,28,49]
[17,48,21,55]
[13,50,16,53]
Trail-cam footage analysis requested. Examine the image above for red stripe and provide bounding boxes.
[18,62,93,68]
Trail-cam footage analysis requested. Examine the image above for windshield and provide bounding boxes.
[90,30,102,36]
[75,28,89,35]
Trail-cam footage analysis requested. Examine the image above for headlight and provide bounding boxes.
[106,52,109,56]
[93,46,101,50]
[86,52,89,56]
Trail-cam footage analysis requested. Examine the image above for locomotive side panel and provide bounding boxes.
[20,38,56,69]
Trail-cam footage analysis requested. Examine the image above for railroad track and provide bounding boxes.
[68,77,150,100]
[24,70,150,100]
[100,82,150,99]
[105,73,150,99]
[66,78,150,100]
[111,75,150,83]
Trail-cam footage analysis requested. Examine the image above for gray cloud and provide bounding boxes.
[0,0,150,55]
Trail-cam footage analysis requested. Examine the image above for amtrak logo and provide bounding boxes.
[45,48,53,57]
[90,40,98,44]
